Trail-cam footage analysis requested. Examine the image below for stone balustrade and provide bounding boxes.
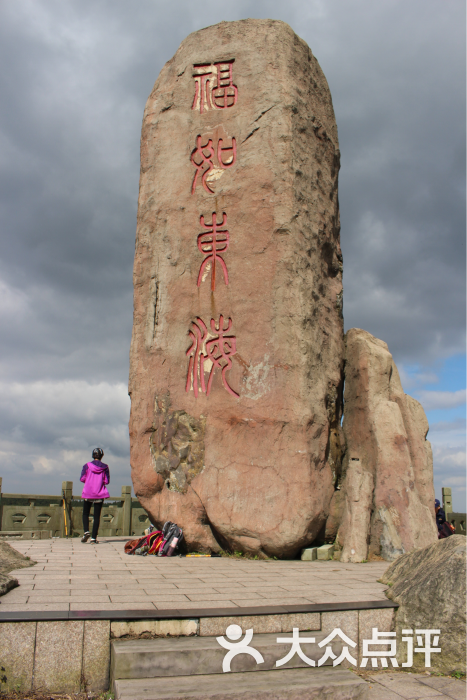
[0,478,150,539]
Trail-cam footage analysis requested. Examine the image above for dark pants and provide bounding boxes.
[82,500,103,540]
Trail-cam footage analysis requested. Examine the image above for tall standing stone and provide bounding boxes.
[129,19,344,557]
[336,329,438,562]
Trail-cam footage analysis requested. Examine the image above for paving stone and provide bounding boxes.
[141,587,181,594]
[442,681,467,700]
[231,597,312,607]
[243,589,287,598]
[211,585,250,593]
[279,584,332,591]
[70,585,110,591]
[368,674,445,699]
[418,676,466,693]
[109,595,153,603]
[236,577,288,590]
[195,576,229,581]
[0,596,30,604]
[68,595,112,602]
[367,683,405,699]
[334,594,384,602]
[27,595,72,602]
[0,603,70,611]
[70,602,157,610]
[212,589,267,599]
[167,601,239,610]
[32,583,73,589]
[145,594,191,602]
[136,577,179,582]
[106,588,148,595]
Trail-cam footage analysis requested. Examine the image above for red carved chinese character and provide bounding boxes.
[190,135,215,194]
[185,317,208,398]
[191,61,238,113]
[191,65,214,114]
[185,315,239,398]
[206,316,239,397]
[211,62,238,110]
[197,212,229,291]
[191,136,236,194]
[217,137,237,168]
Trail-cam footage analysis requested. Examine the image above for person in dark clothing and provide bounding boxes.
[435,499,446,530]
[80,448,110,544]
[435,498,454,539]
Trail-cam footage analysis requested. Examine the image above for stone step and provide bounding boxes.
[111,632,344,682]
[114,667,368,700]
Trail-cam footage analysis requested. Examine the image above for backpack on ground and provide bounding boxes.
[158,521,184,557]
[439,521,455,539]
[124,530,164,555]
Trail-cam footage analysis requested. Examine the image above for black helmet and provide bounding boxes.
[92,447,104,460]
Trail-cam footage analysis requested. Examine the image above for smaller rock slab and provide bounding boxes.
[0,539,35,596]
[317,544,335,561]
[301,547,318,561]
[381,535,466,674]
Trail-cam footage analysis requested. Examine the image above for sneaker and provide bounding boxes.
[81,532,90,543]
[90,539,99,544]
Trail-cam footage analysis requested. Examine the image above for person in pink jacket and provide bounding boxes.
[80,448,110,543]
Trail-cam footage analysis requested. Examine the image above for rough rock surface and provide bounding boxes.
[0,540,35,596]
[381,536,466,673]
[129,19,344,557]
[336,329,437,562]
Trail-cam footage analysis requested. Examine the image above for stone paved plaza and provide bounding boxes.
[2,537,390,611]
[366,672,465,700]
[2,538,466,700]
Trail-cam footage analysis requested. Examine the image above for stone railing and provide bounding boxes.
[0,478,150,539]
[442,486,466,535]
[0,479,463,541]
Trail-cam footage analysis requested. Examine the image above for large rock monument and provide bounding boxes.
[129,19,344,557]
[129,19,438,560]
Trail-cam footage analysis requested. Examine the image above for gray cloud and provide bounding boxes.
[416,390,466,412]
[0,0,464,495]
[430,418,466,433]
[0,380,131,496]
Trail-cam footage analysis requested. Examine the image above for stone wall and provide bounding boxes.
[0,619,110,693]
[0,608,394,692]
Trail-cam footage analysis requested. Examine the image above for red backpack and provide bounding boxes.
[124,531,164,555]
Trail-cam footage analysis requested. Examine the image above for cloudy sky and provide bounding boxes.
[0,0,465,510]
